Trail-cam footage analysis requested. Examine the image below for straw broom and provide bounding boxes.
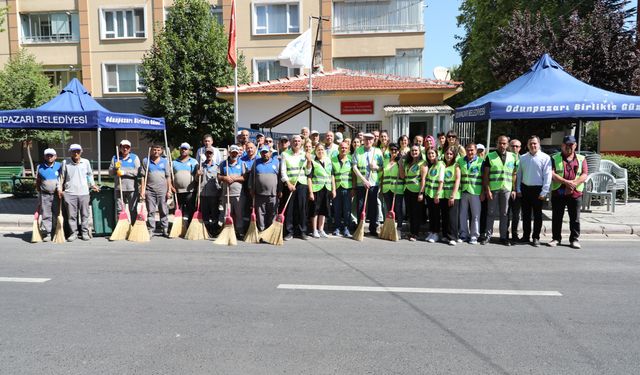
[184,174,209,240]
[128,148,151,242]
[244,164,259,243]
[31,203,42,243]
[379,193,398,241]
[167,151,184,238]
[259,190,293,246]
[214,161,237,246]
[353,188,369,241]
[52,199,66,243]
[110,146,131,241]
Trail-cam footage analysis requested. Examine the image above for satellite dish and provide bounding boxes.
[433,66,451,81]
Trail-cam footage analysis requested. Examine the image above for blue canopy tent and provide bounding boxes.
[0,78,166,182]
[454,54,640,149]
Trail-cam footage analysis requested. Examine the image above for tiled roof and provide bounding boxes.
[217,70,463,94]
[384,105,454,113]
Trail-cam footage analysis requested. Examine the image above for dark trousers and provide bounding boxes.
[201,194,220,236]
[551,194,581,243]
[356,186,380,235]
[521,184,544,240]
[479,198,488,237]
[426,196,441,233]
[440,199,459,241]
[508,195,522,239]
[333,187,352,231]
[285,183,308,235]
[404,191,421,235]
[383,192,404,229]
[177,192,195,225]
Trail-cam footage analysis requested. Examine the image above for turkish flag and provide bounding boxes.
[227,0,236,67]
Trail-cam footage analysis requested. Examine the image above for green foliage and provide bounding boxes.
[582,123,599,152]
[0,50,66,150]
[140,0,250,148]
[0,7,7,32]
[602,154,640,198]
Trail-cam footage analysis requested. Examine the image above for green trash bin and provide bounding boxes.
[90,186,115,237]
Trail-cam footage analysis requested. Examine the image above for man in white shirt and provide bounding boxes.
[196,134,222,165]
[516,135,552,247]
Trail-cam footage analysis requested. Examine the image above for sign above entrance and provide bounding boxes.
[341,101,374,115]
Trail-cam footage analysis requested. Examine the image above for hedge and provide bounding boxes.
[601,154,640,198]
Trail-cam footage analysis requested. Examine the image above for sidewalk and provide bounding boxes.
[1,193,639,236]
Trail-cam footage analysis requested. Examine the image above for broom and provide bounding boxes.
[110,147,131,241]
[52,199,66,243]
[379,193,398,241]
[259,188,294,246]
[167,151,184,238]
[128,147,151,242]
[214,161,237,246]
[31,203,42,243]
[184,173,209,240]
[244,165,259,243]
[353,188,369,241]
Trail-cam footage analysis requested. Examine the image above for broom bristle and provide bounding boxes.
[110,218,131,241]
[52,214,66,243]
[213,224,237,246]
[31,218,42,243]
[353,220,365,241]
[128,219,150,242]
[168,207,183,239]
[259,221,283,245]
[379,218,398,241]
[244,220,259,243]
[185,216,207,240]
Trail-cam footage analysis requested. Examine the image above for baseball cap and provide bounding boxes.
[259,146,270,153]
[69,144,82,151]
[563,135,577,144]
[205,146,215,153]
[280,135,289,142]
[335,132,343,142]
[229,145,241,153]
[310,130,319,135]
[179,142,191,149]
[476,143,485,151]
[119,139,132,147]
[363,133,375,139]
[256,133,265,138]
[43,148,57,156]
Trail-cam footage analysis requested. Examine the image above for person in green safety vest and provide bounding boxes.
[458,143,483,245]
[280,135,313,241]
[440,147,461,246]
[549,135,588,249]
[323,131,339,158]
[331,141,355,237]
[402,144,426,241]
[308,144,336,238]
[352,133,384,237]
[481,135,518,246]
[424,148,444,243]
[381,143,405,238]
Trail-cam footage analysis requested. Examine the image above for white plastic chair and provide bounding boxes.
[599,159,629,204]
[583,172,616,213]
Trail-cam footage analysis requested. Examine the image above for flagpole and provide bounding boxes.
[308,16,313,131]
[234,48,238,136]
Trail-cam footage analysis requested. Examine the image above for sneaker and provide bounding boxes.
[42,235,51,243]
[426,234,436,243]
[448,240,456,246]
[319,230,328,238]
[457,238,465,243]
[570,241,581,249]
[547,240,559,247]
[408,236,416,242]
[343,229,352,238]
[431,233,440,243]
[81,233,91,241]
[162,230,169,238]
[67,234,77,242]
[332,229,341,236]
[424,233,432,242]
[500,238,511,247]
[532,239,540,247]
[469,237,478,245]
[300,233,310,240]
[312,230,320,238]
[479,236,489,245]
[284,233,293,241]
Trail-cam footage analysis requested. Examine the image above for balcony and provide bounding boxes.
[20,13,80,44]
[333,23,424,34]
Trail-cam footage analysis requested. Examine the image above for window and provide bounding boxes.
[333,0,423,34]
[253,3,299,35]
[20,13,80,43]
[334,49,422,78]
[101,8,145,39]
[254,59,300,82]
[104,64,143,93]
[44,69,81,90]
[330,121,380,133]
[210,5,223,25]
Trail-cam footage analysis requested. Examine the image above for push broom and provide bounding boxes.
[184,173,208,240]
[214,159,237,246]
[244,165,259,243]
[353,188,369,241]
[167,151,184,238]
[128,148,151,242]
[379,193,398,241]
[31,203,42,243]
[110,146,131,241]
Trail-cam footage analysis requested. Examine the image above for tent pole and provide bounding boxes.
[486,119,492,151]
[97,127,102,185]
[163,129,169,156]
[61,129,65,152]
[577,120,582,152]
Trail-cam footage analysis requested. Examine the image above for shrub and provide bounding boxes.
[601,154,640,198]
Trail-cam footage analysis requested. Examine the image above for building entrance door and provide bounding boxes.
[408,116,434,141]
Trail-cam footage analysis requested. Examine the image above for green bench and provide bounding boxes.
[0,166,24,194]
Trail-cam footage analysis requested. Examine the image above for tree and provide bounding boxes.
[140,0,250,148]
[0,50,64,175]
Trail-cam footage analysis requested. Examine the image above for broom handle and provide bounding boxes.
[141,147,151,198]
[361,188,369,215]
[115,146,126,213]
[167,150,180,208]
[390,193,395,212]
[195,171,202,211]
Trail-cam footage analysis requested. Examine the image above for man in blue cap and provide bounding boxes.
[248,146,280,231]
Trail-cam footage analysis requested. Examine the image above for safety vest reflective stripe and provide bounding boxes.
[331,155,352,189]
[551,153,585,192]
[311,158,333,192]
[487,151,517,192]
[441,164,460,199]
[283,150,307,185]
[403,160,424,193]
[355,146,382,185]
[382,161,404,194]
[458,157,483,195]
[425,162,444,199]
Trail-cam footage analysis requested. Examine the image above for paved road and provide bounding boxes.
[1,234,639,374]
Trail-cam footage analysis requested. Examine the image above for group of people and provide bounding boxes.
[35,127,587,249]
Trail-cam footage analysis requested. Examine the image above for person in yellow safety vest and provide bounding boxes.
[402,144,425,241]
[458,143,483,245]
[280,135,313,241]
[481,135,518,246]
[549,135,588,249]
[381,143,405,238]
[424,148,445,243]
[352,133,384,237]
[308,144,336,238]
[440,147,461,246]
[332,141,355,237]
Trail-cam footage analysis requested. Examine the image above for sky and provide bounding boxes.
[422,0,463,79]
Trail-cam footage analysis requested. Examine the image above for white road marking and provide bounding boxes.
[0,277,51,283]
[278,284,562,296]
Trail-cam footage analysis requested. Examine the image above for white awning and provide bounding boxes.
[383,105,454,114]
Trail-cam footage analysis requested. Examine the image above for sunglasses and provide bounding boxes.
[511,145,521,148]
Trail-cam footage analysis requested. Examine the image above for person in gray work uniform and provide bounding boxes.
[59,144,99,241]
[140,144,172,237]
[108,139,140,221]
[36,148,61,241]
[199,146,221,236]
[248,146,280,231]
